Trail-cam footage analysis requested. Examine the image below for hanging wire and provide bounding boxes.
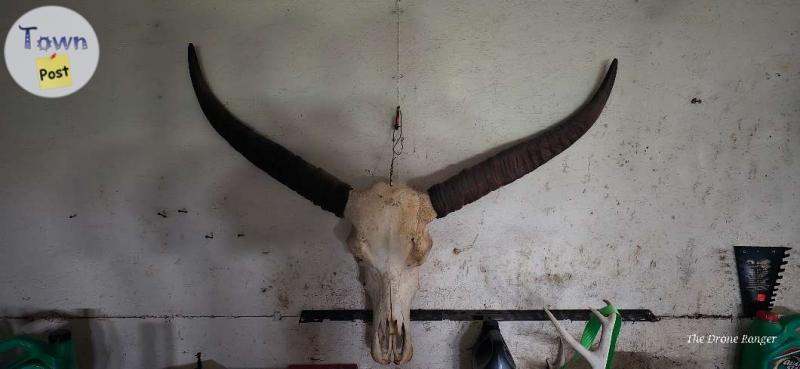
[388,0,403,186]
[389,106,403,185]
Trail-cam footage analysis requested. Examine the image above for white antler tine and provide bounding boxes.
[589,307,606,322]
[591,308,617,369]
[605,310,617,328]
[556,337,566,367]
[600,310,617,338]
[545,308,595,362]
[546,337,566,369]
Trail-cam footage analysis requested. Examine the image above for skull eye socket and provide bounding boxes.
[356,237,370,251]
[347,231,371,263]
[407,235,431,267]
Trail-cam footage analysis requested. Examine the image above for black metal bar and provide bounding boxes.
[299,309,659,323]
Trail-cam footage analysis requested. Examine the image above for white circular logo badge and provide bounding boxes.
[4,6,99,98]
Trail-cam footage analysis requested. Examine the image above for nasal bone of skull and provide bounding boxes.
[373,313,412,364]
[371,272,416,364]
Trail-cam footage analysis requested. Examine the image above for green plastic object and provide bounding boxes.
[0,329,79,369]
[739,311,800,369]
[560,302,622,369]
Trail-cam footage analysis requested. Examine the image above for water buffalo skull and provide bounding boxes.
[187,44,617,364]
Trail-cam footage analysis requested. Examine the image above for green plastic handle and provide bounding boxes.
[560,302,622,369]
[781,313,800,333]
[0,335,77,369]
[0,337,56,369]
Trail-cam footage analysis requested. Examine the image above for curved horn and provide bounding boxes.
[427,59,618,217]
[187,43,352,217]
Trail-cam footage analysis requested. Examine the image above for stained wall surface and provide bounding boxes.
[0,1,798,368]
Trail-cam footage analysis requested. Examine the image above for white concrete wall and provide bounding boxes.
[1,0,798,368]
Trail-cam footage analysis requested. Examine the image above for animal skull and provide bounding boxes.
[345,183,436,363]
[187,43,617,365]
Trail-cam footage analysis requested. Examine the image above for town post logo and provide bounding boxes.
[4,6,99,98]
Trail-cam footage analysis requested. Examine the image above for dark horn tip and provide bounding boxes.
[187,44,200,80]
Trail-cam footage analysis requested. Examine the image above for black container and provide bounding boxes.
[734,246,791,317]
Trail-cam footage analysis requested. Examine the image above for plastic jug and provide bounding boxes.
[0,329,78,369]
[739,311,800,369]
